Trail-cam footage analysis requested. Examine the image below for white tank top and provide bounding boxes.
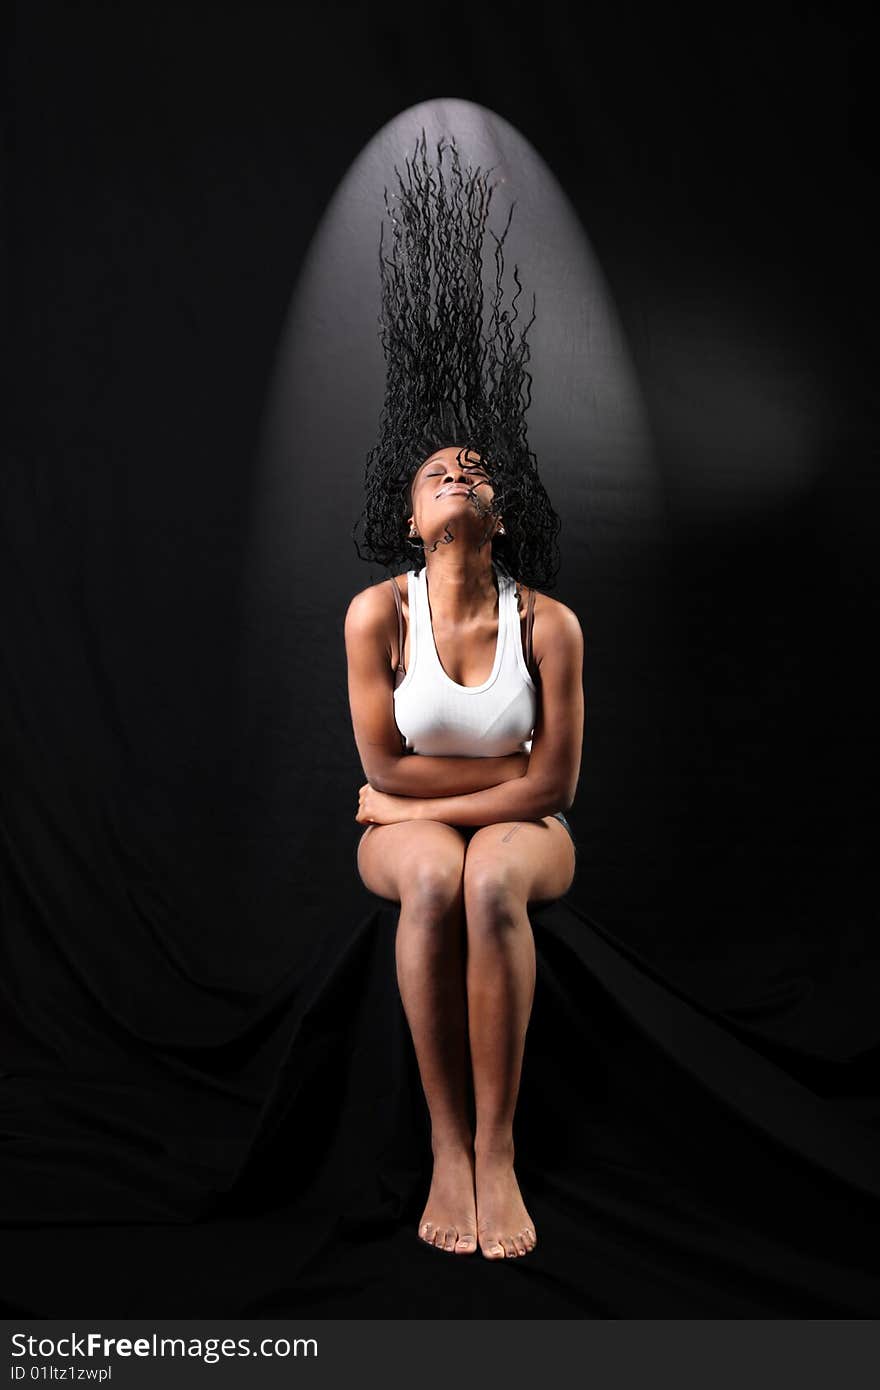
[391,562,537,757]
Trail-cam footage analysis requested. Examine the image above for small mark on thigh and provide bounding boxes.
[500,823,523,842]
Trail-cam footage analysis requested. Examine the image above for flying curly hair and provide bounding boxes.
[351,128,562,590]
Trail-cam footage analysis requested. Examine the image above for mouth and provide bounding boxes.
[436,485,473,499]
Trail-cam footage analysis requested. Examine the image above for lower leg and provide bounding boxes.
[396,887,473,1152]
[396,887,477,1253]
[466,895,538,1258]
[467,896,535,1151]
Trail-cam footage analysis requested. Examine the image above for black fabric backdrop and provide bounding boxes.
[3,2,878,1316]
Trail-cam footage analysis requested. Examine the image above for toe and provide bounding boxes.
[481,1236,505,1260]
[442,1228,456,1252]
[513,1234,527,1256]
[454,1233,477,1255]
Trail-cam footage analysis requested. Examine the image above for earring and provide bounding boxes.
[497,522,506,535]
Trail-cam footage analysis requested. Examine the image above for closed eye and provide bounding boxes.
[426,469,490,480]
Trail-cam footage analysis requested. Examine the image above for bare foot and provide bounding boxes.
[418,1146,478,1255]
[475,1145,537,1260]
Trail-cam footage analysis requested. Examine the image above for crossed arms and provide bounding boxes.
[344,582,584,828]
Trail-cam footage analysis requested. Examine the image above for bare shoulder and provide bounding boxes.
[539,592,583,639]
[516,583,583,665]
[344,575,408,637]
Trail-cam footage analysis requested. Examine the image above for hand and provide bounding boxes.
[356,783,418,826]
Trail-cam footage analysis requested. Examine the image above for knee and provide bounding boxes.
[463,861,523,930]
[400,859,464,919]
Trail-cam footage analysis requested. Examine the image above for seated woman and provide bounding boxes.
[345,442,584,1262]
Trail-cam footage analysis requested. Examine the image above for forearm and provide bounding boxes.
[407,773,564,827]
[376,751,528,798]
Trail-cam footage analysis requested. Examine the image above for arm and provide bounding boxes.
[344,584,530,797]
[382,750,529,797]
[362,600,585,828]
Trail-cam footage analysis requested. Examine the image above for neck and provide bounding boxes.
[420,547,499,621]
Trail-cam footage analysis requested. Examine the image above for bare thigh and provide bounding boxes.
[357,819,469,903]
[462,816,576,907]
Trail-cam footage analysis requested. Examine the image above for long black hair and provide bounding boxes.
[351,129,562,590]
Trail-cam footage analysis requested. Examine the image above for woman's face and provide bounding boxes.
[407,446,501,546]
